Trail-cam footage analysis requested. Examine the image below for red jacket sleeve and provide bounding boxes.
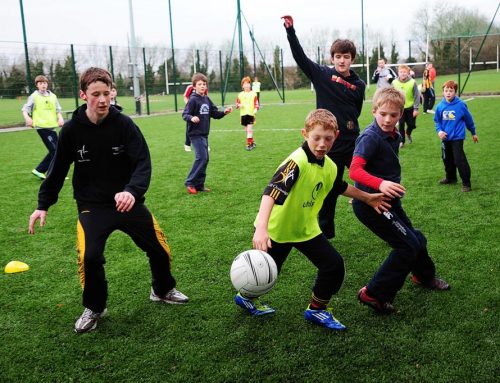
[349,156,384,191]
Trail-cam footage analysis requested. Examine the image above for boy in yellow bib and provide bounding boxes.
[235,109,390,330]
[22,75,64,179]
[236,76,259,151]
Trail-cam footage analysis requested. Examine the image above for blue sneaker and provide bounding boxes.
[304,306,346,331]
[235,293,275,316]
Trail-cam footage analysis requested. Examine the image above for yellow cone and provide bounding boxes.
[4,261,29,274]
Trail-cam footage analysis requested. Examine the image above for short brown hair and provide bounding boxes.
[192,72,208,86]
[398,64,411,72]
[330,39,356,60]
[241,76,251,87]
[372,87,405,112]
[34,75,49,85]
[442,80,458,92]
[305,109,338,133]
[79,67,112,92]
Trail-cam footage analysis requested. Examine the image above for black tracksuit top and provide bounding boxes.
[37,105,151,210]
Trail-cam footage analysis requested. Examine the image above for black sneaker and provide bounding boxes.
[357,286,395,314]
[411,275,450,290]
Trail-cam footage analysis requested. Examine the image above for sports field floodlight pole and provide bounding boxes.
[361,0,365,79]
[128,0,141,115]
[19,0,32,94]
[168,0,178,112]
[237,0,244,80]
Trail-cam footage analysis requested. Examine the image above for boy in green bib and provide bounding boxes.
[22,75,65,179]
[235,109,390,330]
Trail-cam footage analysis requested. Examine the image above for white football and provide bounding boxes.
[230,250,278,298]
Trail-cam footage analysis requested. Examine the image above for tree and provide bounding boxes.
[411,2,500,74]
[390,42,399,65]
[4,65,26,98]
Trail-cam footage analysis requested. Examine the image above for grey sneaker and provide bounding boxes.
[150,287,189,304]
[74,307,107,333]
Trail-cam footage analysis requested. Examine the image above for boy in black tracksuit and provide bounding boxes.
[282,15,366,239]
[29,67,188,333]
[182,73,232,194]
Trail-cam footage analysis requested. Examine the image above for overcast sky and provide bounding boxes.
[2,0,499,52]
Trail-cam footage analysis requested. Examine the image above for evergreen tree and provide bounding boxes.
[4,66,26,98]
[390,42,399,65]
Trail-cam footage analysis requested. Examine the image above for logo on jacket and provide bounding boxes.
[200,104,210,115]
[77,145,90,162]
[111,145,125,155]
[303,182,323,208]
[443,111,456,121]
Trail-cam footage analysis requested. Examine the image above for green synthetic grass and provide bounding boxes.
[0,69,498,128]
[0,92,498,382]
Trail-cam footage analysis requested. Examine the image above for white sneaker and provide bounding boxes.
[74,307,107,333]
[184,145,191,152]
[150,287,189,304]
[428,110,435,114]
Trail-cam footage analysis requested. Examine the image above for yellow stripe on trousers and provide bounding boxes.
[76,219,86,289]
[152,215,173,270]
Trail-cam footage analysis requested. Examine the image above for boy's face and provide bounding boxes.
[301,124,339,160]
[36,81,48,92]
[372,102,403,133]
[377,59,386,69]
[443,86,456,102]
[242,81,251,91]
[332,53,352,76]
[398,68,410,81]
[110,87,117,100]
[194,80,207,95]
[79,81,111,120]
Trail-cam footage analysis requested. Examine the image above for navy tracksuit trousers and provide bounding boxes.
[352,198,436,303]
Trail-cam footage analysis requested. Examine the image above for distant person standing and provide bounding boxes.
[236,76,260,151]
[428,62,437,88]
[421,67,436,114]
[183,84,209,152]
[372,58,397,89]
[22,75,64,180]
[252,76,261,103]
[392,65,420,146]
[110,82,122,111]
[434,80,478,192]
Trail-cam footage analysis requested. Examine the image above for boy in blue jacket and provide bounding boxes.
[434,80,478,192]
[182,73,232,194]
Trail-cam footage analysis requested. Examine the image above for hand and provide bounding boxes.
[25,117,33,128]
[281,15,293,28]
[191,116,200,124]
[253,227,272,253]
[472,135,478,143]
[58,117,64,127]
[438,131,447,140]
[28,210,47,234]
[115,191,135,213]
[224,106,233,114]
[364,193,391,214]
[413,110,419,118]
[379,180,406,199]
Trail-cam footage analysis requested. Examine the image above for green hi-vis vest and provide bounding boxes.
[393,79,416,109]
[262,147,337,243]
[33,92,58,128]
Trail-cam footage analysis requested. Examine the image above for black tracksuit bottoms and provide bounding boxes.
[352,198,436,303]
[267,234,345,302]
[76,203,176,312]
